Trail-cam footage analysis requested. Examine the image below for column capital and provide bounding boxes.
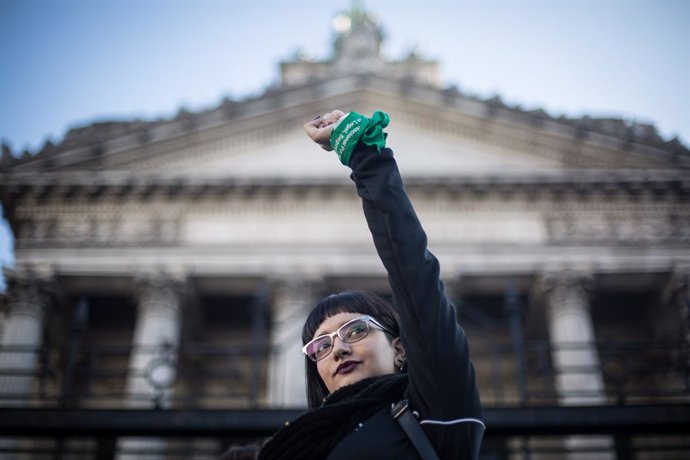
[133,269,188,287]
[663,264,690,301]
[269,273,324,297]
[2,268,54,319]
[133,271,187,312]
[534,269,594,300]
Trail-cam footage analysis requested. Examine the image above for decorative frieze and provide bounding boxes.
[14,214,182,247]
[545,208,690,244]
[7,173,689,252]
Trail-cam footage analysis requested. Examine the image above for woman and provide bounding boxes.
[258,110,484,459]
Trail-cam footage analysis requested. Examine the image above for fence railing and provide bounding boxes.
[474,339,690,406]
[1,338,689,459]
[1,405,689,459]
[0,339,688,408]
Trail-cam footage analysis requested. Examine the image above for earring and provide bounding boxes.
[395,358,406,373]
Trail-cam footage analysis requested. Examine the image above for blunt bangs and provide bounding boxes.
[302,291,400,345]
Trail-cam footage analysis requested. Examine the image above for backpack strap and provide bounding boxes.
[391,400,440,460]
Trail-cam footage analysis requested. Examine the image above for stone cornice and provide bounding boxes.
[2,168,688,185]
[3,74,688,174]
[2,169,689,203]
[9,245,690,283]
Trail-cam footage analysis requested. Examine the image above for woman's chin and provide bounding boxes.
[333,366,380,391]
[334,372,362,390]
[333,374,359,391]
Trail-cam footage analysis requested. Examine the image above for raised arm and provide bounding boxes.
[349,144,480,416]
[305,110,483,458]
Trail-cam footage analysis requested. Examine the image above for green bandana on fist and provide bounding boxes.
[330,111,390,166]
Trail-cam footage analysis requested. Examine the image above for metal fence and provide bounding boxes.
[474,339,690,406]
[0,338,687,408]
[1,339,689,459]
[1,405,689,459]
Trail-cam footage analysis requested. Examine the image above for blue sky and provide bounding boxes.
[1,0,689,287]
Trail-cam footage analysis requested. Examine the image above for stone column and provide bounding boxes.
[118,274,184,460]
[537,271,614,460]
[125,273,185,407]
[0,274,50,407]
[658,267,690,393]
[0,273,50,460]
[675,269,690,367]
[268,276,320,407]
[658,267,690,342]
[539,271,606,405]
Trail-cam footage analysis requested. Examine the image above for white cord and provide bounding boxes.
[418,417,486,430]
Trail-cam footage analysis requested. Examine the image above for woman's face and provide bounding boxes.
[313,312,404,394]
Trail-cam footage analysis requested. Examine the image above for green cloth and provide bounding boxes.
[329,111,390,166]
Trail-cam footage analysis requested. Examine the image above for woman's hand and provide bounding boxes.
[303,110,346,151]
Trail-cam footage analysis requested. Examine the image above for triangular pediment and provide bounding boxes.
[3,75,687,178]
[132,116,560,181]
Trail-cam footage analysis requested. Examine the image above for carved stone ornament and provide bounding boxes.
[133,272,187,315]
[2,269,54,319]
[534,270,595,313]
[545,209,690,244]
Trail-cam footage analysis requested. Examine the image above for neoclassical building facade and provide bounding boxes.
[1,8,689,459]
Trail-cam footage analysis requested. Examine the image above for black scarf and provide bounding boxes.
[258,373,408,460]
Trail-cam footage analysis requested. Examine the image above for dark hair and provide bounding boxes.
[302,290,401,409]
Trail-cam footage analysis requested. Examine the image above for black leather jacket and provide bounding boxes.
[327,144,484,460]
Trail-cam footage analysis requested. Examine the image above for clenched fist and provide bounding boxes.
[303,110,346,151]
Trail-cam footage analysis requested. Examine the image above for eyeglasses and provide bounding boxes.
[302,315,394,362]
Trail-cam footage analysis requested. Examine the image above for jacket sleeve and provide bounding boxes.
[349,145,484,459]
